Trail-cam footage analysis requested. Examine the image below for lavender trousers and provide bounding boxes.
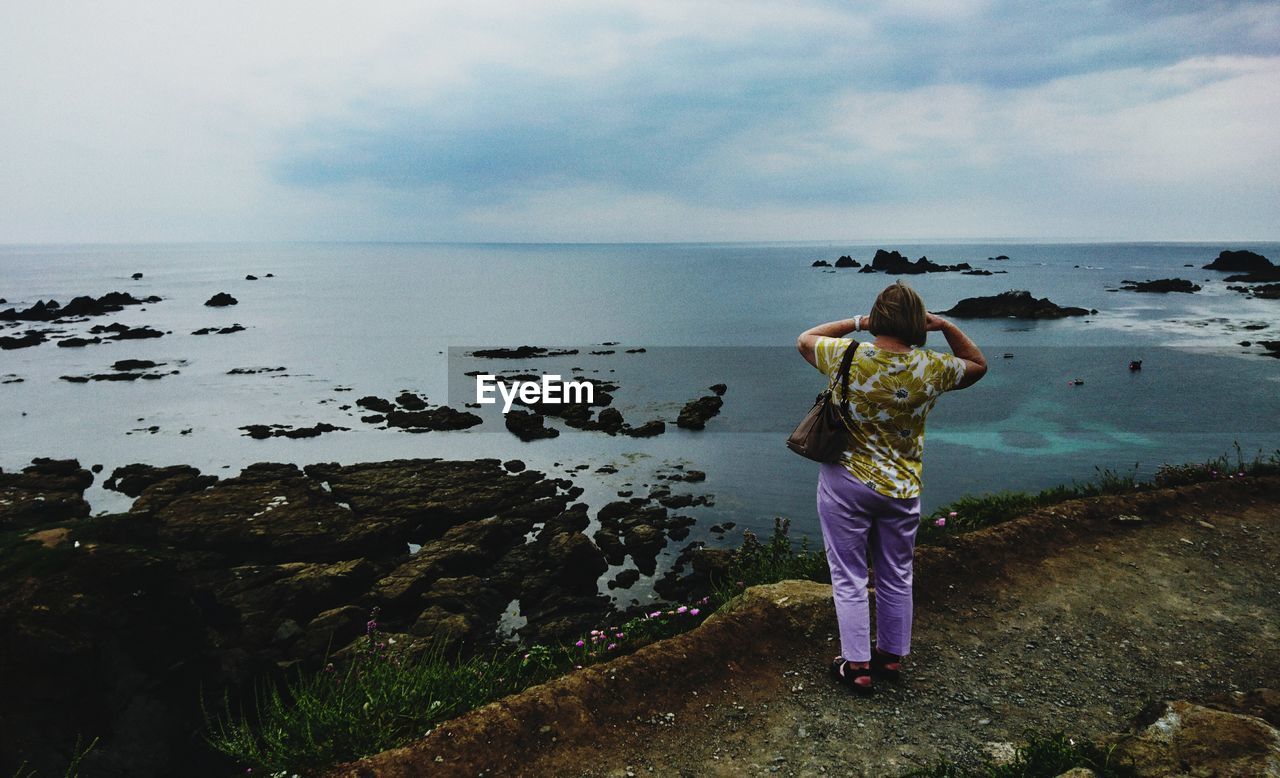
[816,462,921,662]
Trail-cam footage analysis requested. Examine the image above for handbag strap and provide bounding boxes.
[829,339,857,420]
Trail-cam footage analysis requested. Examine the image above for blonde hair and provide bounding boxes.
[867,280,926,347]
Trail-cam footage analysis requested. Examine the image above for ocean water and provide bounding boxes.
[3,241,1278,585]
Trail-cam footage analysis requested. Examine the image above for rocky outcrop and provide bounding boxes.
[0,330,48,349]
[0,292,160,322]
[470,346,579,359]
[204,292,238,307]
[353,393,482,432]
[88,322,164,340]
[0,458,93,529]
[940,290,1094,319]
[240,422,349,439]
[811,260,832,267]
[1102,693,1280,777]
[0,458,619,774]
[676,387,726,430]
[192,323,246,335]
[1120,278,1202,293]
[1203,249,1274,272]
[870,249,972,274]
[833,255,860,268]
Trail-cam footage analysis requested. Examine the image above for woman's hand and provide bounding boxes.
[925,313,949,332]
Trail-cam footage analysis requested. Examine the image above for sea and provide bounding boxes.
[3,241,1278,597]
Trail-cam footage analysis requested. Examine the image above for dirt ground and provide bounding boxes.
[338,477,1280,777]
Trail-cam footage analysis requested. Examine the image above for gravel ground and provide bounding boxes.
[550,501,1280,777]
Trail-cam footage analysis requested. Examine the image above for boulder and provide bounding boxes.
[677,395,724,430]
[1120,278,1201,293]
[204,292,238,307]
[940,290,1093,319]
[1104,697,1280,777]
[0,458,94,529]
[833,255,860,268]
[1203,250,1274,272]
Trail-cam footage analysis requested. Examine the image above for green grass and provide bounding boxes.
[9,735,99,778]
[900,731,1135,777]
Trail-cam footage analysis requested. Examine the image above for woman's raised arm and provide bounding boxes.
[797,316,866,369]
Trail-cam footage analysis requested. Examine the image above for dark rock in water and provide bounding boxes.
[834,255,860,268]
[240,422,349,439]
[676,394,724,430]
[396,391,428,411]
[623,420,666,437]
[356,395,397,414]
[663,469,707,483]
[1232,283,1280,300]
[131,272,144,280]
[709,383,727,396]
[505,409,559,441]
[811,260,832,267]
[384,406,482,432]
[192,323,245,335]
[360,414,385,424]
[1203,249,1274,272]
[112,359,159,371]
[89,322,164,340]
[204,292,238,307]
[0,292,159,322]
[245,274,258,281]
[607,568,641,590]
[105,463,216,498]
[940,290,1093,319]
[625,347,646,353]
[227,366,286,375]
[1258,341,1280,358]
[963,269,994,276]
[56,336,102,347]
[0,330,47,349]
[870,249,971,274]
[991,255,1010,260]
[0,458,93,529]
[1223,269,1280,282]
[858,265,877,273]
[1120,278,1202,293]
[503,459,526,473]
[471,345,579,359]
[1,374,24,384]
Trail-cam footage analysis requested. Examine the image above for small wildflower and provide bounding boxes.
[607,642,617,650]
[934,517,946,527]
[615,631,624,638]
[699,596,710,604]
[690,608,700,616]
[948,511,957,517]
[736,580,744,587]
[575,639,585,647]
[523,653,529,660]
[666,610,674,616]
[649,610,662,618]
[676,605,688,614]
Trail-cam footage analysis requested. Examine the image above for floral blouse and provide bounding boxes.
[813,336,967,499]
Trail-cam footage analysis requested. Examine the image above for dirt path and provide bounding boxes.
[339,478,1280,777]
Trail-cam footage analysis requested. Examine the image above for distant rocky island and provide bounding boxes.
[939,290,1095,319]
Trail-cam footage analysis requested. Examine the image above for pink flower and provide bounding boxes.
[615,631,624,638]
[607,642,617,650]
[649,610,662,618]
[575,639,585,647]
[934,517,946,527]
[948,511,957,517]
[676,605,688,614]
[699,596,710,604]
[690,608,700,616]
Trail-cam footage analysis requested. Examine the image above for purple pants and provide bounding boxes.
[816,462,921,662]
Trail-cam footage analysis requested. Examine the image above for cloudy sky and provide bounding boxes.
[2,1,1278,243]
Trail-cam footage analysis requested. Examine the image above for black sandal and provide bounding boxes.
[829,656,874,696]
[870,645,903,682]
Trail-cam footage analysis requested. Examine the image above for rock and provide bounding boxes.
[104,464,216,499]
[204,292,238,307]
[677,395,724,430]
[55,336,102,347]
[356,395,397,414]
[396,391,428,410]
[833,256,859,268]
[294,605,367,659]
[940,290,1093,319]
[112,359,159,371]
[245,274,258,280]
[1105,697,1280,777]
[623,420,665,437]
[506,409,560,441]
[192,323,246,335]
[858,265,877,273]
[709,383,727,396]
[228,366,286,375]
[963,269,994,276]
[131,272,144,280]
[811,260,832,267]
[0,458,94,529]
[870,249,971,274]
[88,322,164,340]
[0,331,47,349]
[240,422,349,439]
[1120,278,1201,293]
[470,346,579,359]
[1223,269,1280,283]
[1203,249,1274,272]
[608,568,641,590]
[1053,768,1097,778]
[0,292,159,322]
[383,406,482,432]
[503,459,526,473]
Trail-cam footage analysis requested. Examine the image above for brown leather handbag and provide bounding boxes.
[786,342,857,462]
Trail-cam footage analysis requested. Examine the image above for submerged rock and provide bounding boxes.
[0,292,160,322]
[470,346,579,359]
[1120,278,1201,293]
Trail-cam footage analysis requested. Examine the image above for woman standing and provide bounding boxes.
[796,280,987,695]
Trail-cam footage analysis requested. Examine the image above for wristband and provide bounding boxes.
[852,315,862,332]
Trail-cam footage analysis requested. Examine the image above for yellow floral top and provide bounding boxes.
[813,336,967,499]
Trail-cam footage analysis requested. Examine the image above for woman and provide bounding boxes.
[796,280,986,695]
